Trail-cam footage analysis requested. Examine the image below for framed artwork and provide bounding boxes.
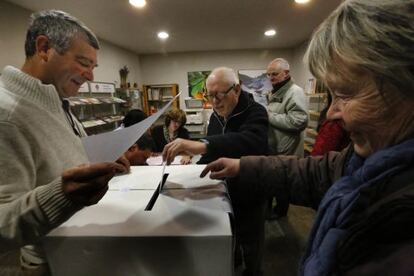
[238,69,272,107]
[187,71,211,102]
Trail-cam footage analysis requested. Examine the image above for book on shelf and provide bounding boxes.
[111,97,127,103]
[88,98,101,104]
[163,95,174,100]
[305,78,316,94]
[152,88,160,100]
[69,99,84,106]
[147,88,152,100]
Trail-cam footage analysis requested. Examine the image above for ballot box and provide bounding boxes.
[43,165,233,276]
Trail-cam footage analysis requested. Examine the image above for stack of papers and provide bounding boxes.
[146,155,182,165]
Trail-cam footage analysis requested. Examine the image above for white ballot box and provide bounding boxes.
[43,165,233,276]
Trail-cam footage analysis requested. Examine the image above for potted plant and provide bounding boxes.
[119,65,129,88]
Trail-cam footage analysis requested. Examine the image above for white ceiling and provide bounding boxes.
[8,0,343,55]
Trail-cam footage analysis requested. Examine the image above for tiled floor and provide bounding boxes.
[263,205,315,276]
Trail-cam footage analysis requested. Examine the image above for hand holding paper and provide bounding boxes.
[62,162,126,206]
[162,138,207,165]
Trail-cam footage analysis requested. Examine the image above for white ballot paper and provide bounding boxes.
[146,155,182,165]
[108,165,221,191]
[82,93,180,163]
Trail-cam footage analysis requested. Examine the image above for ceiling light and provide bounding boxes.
[157,31,169,40]
[264,29,276,37]
[295,0,310,4]
[129,0,146,8]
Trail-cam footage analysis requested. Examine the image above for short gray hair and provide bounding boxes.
[25,10,100,58]
[269,58,290,71]
[206,67,239,86]
[305,0,414,98]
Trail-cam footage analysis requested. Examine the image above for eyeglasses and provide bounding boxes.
[266,71,282,78]
[205,85,235,101]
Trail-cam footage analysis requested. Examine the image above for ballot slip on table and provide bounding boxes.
[146,155,182,165]
[108,164,222,191]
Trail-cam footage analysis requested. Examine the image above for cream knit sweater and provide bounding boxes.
[0,66,88,265]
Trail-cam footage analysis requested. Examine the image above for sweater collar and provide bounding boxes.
[268,79,294,102]
[1,66,63,113]
[271,77,291,93]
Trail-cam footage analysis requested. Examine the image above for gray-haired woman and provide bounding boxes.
[201,0,414,275]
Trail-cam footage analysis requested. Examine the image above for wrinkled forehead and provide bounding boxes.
[267,61,281,71]
[206,77,231,92]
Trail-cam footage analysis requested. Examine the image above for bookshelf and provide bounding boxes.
[69,81,126,135]
[116,87,144,115]
[142,84,179,122]
[304,78,329,154]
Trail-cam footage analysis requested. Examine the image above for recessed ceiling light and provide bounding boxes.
[295,0,310,4]
[129,0,146,8]
[264,29,276,37]
[157,31,169,40]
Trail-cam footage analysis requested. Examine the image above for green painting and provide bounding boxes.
[187,71,211,101]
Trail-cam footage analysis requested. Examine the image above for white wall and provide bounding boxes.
[0,0,312,101]
[139,49,296,107]
[0,1,142,85]
[94,40,142,86]
[0,1,30,70]
[291,40,314,90]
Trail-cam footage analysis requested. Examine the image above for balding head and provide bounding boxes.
[267,58,291,86]
[206,67,239,87]
[206,67,241,118]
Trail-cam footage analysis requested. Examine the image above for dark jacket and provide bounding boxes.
[151,125,189,152]
[198,91,269,164]
[236,145,414,275]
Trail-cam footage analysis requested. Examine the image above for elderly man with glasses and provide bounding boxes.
[163,66,268,165]
[163,66,268,276]
[266,58,309,220]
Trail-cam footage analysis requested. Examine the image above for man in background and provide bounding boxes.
[266,58,308,220]
[0,10,128,274]
[124,133,155,165]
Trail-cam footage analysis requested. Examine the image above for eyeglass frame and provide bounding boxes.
[205,84,236,101]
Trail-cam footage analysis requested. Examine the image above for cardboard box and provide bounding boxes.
[43,165,233,276]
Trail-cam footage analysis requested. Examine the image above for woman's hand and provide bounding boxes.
[200,158,240,179]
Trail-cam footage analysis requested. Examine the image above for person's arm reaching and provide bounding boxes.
[200,103,269,162]
[162,138,207,165]
[200,158,240,179]
[201,147,351,209]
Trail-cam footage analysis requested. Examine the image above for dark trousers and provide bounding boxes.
[233,200,267,276]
